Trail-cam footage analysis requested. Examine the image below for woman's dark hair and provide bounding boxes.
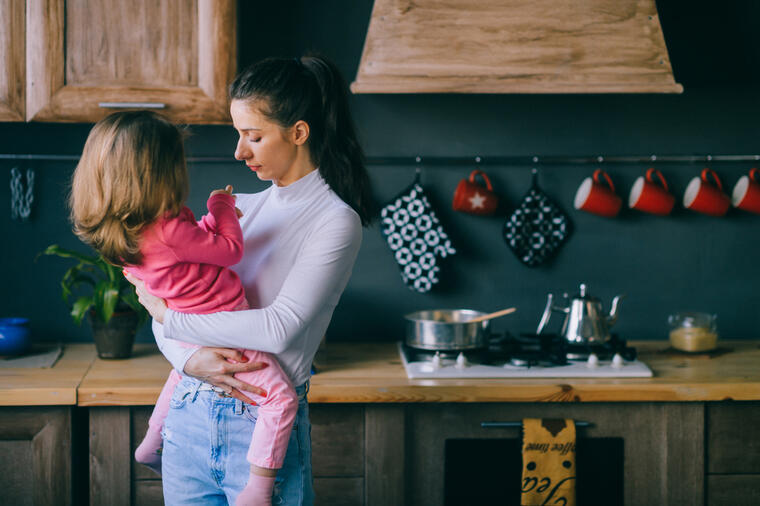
[229,55,375,225]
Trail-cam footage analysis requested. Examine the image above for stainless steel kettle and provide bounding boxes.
[536,283,625,344]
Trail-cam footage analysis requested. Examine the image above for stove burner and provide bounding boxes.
[402,332,638,369]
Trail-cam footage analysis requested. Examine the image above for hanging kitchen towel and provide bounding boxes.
[521,418,576,506]
[380,175,456,293]
[504,170,571,267]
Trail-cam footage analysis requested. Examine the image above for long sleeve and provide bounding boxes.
[163,208,362,354]
[152,319,198,373]
[161,194,243,267]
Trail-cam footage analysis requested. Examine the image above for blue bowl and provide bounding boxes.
[0,318,31,356]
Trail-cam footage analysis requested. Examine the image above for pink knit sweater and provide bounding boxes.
[125,193,246,314]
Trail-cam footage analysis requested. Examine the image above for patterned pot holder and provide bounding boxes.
[504,170,571,267]
[380,175,456,293]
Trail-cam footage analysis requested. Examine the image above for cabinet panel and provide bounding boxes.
[134,479,165,506]
[65,0,197,88]
[314,477,364,506]
[706,475,760,506]
[707,403,760,473]
[0,407,72,505]
[0,0,25,121]
[406,403,704,506]
[310,404,365,476]
[26,0,236,123]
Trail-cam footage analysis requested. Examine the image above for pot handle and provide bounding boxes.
[536,293,570,335]
[536,293,554,335]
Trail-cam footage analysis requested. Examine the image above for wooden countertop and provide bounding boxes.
[0,344,96,406]
[74,340,760,406]
[77,345,172,407]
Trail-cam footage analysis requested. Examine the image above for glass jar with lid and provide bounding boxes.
[667,312,718,352]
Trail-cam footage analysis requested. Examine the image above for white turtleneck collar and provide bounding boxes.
[269,169,327,207]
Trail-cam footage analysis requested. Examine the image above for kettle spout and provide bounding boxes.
[607,294,626,326]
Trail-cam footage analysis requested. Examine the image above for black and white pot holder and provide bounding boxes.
[380,178,456,293]
[503,172,571,267]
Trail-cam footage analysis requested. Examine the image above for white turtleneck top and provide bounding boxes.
[153,170,362,386]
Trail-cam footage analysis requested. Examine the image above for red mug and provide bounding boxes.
[628,168,675,216]
[452,170,499,215]
[683,168,730,216]
[732,168,760,214]
[574,169,622,217]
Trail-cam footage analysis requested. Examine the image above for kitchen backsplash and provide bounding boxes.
[1,0,759,343]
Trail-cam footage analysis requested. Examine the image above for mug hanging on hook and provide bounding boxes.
[452,156,499,215]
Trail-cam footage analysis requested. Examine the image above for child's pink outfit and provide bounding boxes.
[126,194,297,487]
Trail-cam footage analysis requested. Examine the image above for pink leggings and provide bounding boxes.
[149,348,298,469]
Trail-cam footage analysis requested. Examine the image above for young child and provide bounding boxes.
[69,110,297,506]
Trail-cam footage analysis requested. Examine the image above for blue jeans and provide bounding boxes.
[161,376,314,505]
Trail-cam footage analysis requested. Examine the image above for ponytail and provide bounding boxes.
[229,55,376,225]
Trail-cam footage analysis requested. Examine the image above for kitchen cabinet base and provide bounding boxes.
[0,406,74,505]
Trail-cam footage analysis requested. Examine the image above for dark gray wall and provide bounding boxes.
[1,0,758,345]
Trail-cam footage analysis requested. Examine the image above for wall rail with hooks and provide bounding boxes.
[2,153,760,165]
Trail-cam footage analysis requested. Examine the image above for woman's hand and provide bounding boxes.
[123,272,168,324]
[184,347,269,402]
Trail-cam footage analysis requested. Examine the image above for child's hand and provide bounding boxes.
[210,185,244,218]
[210,184,234,198]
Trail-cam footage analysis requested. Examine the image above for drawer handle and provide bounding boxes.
[98,102,166,109]
[481,421,592,428]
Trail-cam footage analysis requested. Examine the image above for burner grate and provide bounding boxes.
[402,332,638,368]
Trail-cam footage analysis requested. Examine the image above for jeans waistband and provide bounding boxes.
[195,379,310,401]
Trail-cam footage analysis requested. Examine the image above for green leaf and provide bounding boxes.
[60,265,96,302]
[94,280,119,324]
[71,296,94,325]
[37,244,98,265]
[121,286,149,326]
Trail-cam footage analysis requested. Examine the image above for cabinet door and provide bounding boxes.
[26,0,236,123]
[0,0,25,121]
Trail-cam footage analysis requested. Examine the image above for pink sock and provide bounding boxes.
[235,473,276,506]
[134,427,163,476]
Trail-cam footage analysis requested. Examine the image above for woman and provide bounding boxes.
[127,55,373,505]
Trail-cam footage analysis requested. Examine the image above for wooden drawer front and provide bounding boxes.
[707,403,760,473]
[314,477,364,506]
[707,475,760,506]
[310,404,365,476]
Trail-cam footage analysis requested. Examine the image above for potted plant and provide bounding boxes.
[39,244,148,359]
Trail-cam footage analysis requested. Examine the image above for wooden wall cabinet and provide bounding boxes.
[0,0,25,121]
[4,0,237,124]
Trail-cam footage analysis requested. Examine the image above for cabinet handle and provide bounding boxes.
[98,102,166,109]
[481,421,591,428]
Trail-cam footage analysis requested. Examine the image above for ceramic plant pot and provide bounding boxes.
[88,310,139,359]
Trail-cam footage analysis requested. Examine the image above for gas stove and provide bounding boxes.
[398,333,653,379]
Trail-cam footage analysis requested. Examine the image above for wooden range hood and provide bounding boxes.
[351,0,683,94]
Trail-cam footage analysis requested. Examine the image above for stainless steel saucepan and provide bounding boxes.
[404,308,516,351]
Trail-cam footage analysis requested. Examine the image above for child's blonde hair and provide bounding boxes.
[70,110,189,266]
